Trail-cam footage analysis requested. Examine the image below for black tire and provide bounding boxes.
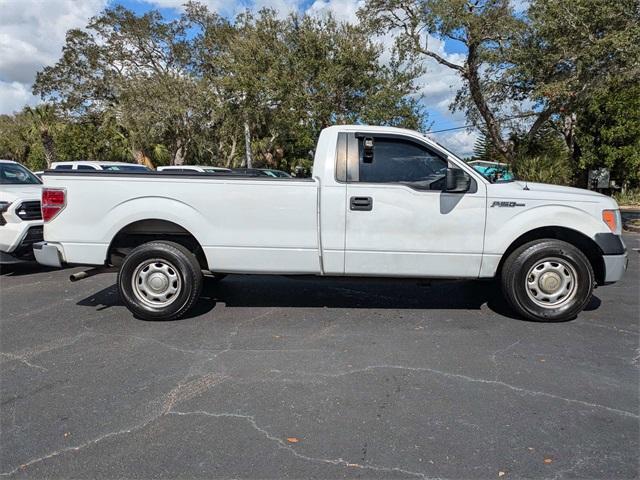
[500,239,594,322]
[117,241,203,321]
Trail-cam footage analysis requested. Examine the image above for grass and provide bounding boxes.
[613,189,640,207]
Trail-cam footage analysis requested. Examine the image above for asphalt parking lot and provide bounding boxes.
[1,235,638,479]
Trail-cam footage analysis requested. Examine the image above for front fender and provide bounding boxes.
[485,204,607,255]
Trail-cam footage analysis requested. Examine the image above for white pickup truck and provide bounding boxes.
[34,125,627,321]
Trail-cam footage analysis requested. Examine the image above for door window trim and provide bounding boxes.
[336,132,477,193]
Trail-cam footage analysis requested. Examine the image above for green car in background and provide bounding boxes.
[468,160,515,182]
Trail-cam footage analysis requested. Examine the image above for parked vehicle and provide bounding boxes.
[157,166,232,174]
[468,160,514,182]
[231,168,291,178]
[0,160,43,264]
[34,125,627,321]
[261,169,291,178]
[51,161,150,172]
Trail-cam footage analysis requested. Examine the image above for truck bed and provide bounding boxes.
[41,170,321,273]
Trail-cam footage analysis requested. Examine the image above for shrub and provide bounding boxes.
[512,154,573,185]
[613,189,640,207]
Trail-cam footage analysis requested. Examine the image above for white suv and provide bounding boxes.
[0,160,43,264]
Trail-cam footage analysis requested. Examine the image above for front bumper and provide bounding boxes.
[603,253,628,284]
[33,241,64,268]
[0,225,44,264]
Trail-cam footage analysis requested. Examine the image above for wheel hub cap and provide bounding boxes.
[539,272,561,294]
[525,257,578,308]
[132,259,181,308]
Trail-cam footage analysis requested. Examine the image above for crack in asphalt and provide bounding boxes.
[274,365,639,419]
[168,410,438,479]
[489,339,522,380]
[0,332,92,371]
[0,373,228,477]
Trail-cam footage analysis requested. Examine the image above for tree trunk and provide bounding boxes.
[243,116,253,169]
[40,131,57,168]
[173,139,186,166]
[465,44,512,162]
[133,149,154,169]
[225,137,237,168]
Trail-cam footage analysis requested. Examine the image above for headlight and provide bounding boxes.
[0,201,11,226]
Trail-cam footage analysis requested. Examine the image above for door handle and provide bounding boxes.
[350,196,373,211]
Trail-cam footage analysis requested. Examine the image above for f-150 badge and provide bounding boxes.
[490,201,525,207]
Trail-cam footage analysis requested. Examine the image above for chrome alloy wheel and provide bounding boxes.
[131,259,181,308]
[525,257,578,308]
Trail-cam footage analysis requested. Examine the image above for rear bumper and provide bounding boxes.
[33,241,64,268]
[603,253,628,284]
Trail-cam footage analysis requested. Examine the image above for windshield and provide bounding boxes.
[102,164,150,172]
[0,163,41,184]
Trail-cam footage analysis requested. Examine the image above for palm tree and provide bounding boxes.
[26,104,58,168]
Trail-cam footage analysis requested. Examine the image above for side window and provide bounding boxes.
[358,137,448,190]
[77,165,96,171]
[54,164,72,170]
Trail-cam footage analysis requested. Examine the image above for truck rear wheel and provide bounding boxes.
[500,239,594,322]
[117,241,203,321]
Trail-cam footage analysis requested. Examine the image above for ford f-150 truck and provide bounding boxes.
[34,125,627,321]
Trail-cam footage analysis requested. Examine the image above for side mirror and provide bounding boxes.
[446,167,471,193]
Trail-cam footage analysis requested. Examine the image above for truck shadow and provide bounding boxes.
[76,274,602,322]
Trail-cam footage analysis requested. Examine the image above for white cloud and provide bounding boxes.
[141,0,301,17]
[0,0,107,114]
[0,80,39,114]
[430,129,479,159]
[307,0,363,22]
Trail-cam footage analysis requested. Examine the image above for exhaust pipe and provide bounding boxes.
[69,266,117,282]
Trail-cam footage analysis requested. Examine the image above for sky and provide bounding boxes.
[0,0,479,157]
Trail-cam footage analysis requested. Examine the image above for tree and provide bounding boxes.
[471,133,497,162]
[188,5,426,170]
[33,6,202,167]
[32,4,426,171]
[25,104,59,167]
[507,0,640,172]
[360,0,528,161]
[575,80,640,188]
[360,0,640,170]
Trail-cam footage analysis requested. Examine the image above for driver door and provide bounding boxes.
[343,133,486,278]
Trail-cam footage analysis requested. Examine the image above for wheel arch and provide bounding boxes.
[107,219,208,270]
[496,226,605,285]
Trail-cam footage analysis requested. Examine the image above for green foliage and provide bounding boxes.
[576,80,640,187]
[471,133,499,162]
[613,189,640,207]
[360,0,640,185]
[512,154,573,186]
[23,4,426,170]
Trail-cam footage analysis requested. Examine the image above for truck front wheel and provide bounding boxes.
[117,241,203,321]
[500,239,595,322]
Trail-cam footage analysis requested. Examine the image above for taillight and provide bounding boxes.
[42,188,66,222]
